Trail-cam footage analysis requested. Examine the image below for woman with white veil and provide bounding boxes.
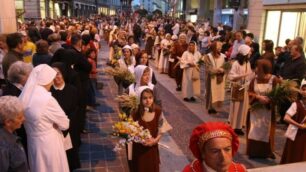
[19,64,70,172]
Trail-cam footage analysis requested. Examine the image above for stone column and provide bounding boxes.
[213,0,222,26]
[0,0,17,33]
[233,0,247,31]
[24,0,41,19]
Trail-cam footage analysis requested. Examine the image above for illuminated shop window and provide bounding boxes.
[264,11,281,47]
[278,12,300,46]
[264,10,306,54]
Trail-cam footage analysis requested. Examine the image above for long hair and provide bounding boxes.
[256,59,272,81]
[133,88,160,120]
[210,41,221,57]
[236,53,249,66]
[263,40,274,52]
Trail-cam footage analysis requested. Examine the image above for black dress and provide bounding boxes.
[51,84,81,171]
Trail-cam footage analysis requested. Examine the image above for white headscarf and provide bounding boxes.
[19,64,57,108]
[134,65,153,89]
[136,86,153,102]
[238,44,251,56]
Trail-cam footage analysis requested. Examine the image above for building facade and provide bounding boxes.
[98,0,121,16]
[16,0,98,20]
[247,0,306,52]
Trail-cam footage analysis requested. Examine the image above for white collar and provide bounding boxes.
[12,83,23,90]
[202,161,217,172]
[53,83,65,90]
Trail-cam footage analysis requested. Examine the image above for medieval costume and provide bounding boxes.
[228,45,254,134]
[247,59,280,159]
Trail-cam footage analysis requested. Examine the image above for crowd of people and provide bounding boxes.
[0,14,305,172]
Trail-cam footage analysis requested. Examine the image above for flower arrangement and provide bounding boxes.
[104,67,135,88]
[115,94,138,115]
[250,80,299,111]
[112,113,152,152]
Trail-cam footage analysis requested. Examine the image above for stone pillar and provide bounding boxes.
[0,0,17,33]
[24,0,41,19]
[213,0,222,26]
[233,0,247,31]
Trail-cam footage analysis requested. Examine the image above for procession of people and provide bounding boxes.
[0,13,306,172]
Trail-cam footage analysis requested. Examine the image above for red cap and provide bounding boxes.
[189,122,239,160]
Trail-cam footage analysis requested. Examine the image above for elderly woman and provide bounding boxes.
[19,64,70,172]
[0,96,28,172]
[32,40,52,67]
[183,122,246,172]
[2,61,32,155]
[2,61,33,96]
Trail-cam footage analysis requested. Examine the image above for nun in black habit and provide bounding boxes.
[50,62,81,171]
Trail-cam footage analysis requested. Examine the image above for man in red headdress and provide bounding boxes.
[183,122,246,172]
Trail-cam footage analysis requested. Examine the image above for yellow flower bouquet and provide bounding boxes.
[112,113,152,152]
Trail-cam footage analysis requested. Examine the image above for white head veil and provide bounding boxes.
[134,65,153,89]
[135,85,153,102]
[19,64,57,107]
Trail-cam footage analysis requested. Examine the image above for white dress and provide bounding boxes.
[248,76,274,142]
[180,51,201,98]
[228,61,254,129]
[23,85,70,172]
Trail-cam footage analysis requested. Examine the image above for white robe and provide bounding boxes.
[181,51,201,98]
[207,53,226,103]
[228,61,254,129]
[23,85,70,172]
[158,39,171,73]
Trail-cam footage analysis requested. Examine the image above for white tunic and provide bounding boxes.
[228,61,254,129]
[23,85,69,172]
[180,51,201,98]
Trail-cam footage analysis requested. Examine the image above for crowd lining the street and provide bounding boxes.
[0,14,305,172]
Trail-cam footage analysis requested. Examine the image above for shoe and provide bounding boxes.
[208,109,217,114]
[270,153,276,159]
[234,129,245,136]
[190,97,196,102]
[183,98,190,102]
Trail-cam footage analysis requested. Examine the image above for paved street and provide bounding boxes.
[75,41,289,172]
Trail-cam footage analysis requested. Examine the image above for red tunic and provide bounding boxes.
[183,159,246,172]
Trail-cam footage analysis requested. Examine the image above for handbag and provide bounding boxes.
[231,83,245,101]
[192,67,200,81]
[231,63,248,101]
